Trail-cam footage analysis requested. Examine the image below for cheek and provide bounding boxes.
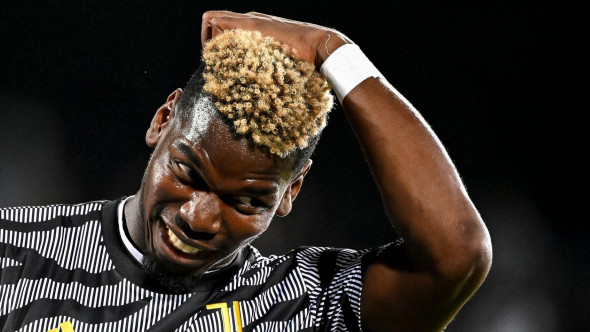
[145,160,181,200]
[222,211,274,245]
[142,161,181,220]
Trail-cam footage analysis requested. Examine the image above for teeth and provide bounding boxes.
[167,228,201,254]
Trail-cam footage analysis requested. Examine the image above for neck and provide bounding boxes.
[124,193,146,252]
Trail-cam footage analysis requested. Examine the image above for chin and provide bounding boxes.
[142,252,204,293]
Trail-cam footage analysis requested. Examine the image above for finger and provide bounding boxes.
[201,19,211,47]
[201,11,250,46]
[203,16,267,46]
[201,11,229,46]
[245,11,301,27]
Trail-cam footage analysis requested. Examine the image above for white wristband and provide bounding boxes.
[320,44,383,102]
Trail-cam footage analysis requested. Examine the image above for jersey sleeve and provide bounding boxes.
[295,244,389,331]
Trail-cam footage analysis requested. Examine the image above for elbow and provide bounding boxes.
[462,232,493,287]
[469,218,493,280]
[446,229,492,308]
[439,217,493,289]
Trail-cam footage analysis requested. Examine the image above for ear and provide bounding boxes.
[146,89,182,147]
[276,159,313,217]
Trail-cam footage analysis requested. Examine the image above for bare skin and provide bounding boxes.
[125,93,311,279]
[124,10,492,332]
[198,11,493,331]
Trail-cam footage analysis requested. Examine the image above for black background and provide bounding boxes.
[1,1,586,331]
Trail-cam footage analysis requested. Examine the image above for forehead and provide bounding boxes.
[173,98,294,181]
[178,96,218,138]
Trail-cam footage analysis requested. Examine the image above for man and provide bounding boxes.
[0,11,492,332]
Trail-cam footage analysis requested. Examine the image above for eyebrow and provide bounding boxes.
[173,141,280,196]
[241,186,279,196]
[175,141,201,167]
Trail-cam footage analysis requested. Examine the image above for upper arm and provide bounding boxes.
[361,236,492,331]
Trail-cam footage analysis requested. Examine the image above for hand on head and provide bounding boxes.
[200,11,352,68]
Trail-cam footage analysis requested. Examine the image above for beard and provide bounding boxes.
[141,252,203,293]
[134,167,197,293]
[136,182,202,293]
[134,151,243,293]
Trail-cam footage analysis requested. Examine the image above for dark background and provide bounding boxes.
[0,1,586,331]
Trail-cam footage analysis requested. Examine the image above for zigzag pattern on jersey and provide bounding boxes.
[237,268,308,326]
[0,243,119,287]
[0,203,112,273]
[1,277,152,314]
[0,202,104,224]
[180,248,307,331]
[317,248,365,330]
[181,246,366,331]
[222,251,291,292]
[0,202,192,332]
[4,292,193,332]
[186,308,225,332]
[302,247,366,331]
[1,201,371,332]
[0,256,21,269]
[249,307,312,332]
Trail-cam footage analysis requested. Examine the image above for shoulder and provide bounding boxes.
[0,200,108,225]
[244,245,391,285]
[0,200,119,275]
[248,245,391,268]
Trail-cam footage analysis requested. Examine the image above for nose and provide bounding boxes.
[178,191,222,236]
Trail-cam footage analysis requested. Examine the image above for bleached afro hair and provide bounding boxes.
[202,29,334,158]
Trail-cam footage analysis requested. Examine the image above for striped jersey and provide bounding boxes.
[0,199,383,332]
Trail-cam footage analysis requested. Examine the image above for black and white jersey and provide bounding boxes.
[0,199,385,332]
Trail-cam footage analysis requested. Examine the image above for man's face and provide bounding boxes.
[138,95,302,287]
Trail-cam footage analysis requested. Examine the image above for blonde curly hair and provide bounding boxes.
[202,29,333,158]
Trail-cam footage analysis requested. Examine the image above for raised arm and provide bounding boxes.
[201,11,492,331]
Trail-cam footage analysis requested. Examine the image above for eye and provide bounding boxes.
[176,161,192,175]
[171,159,194,183]
[236,196,253,207]
[233,196,270,215]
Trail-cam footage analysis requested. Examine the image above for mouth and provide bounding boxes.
[166,227,202,254]
[144,218,222,277]
[150,218,238,276]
